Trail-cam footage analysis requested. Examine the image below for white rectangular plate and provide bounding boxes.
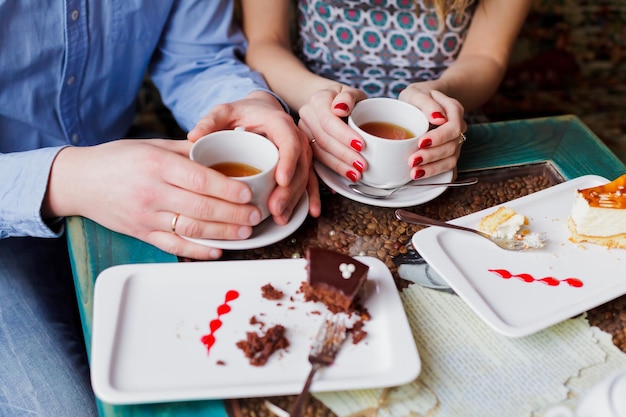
[412,175,626,338]
[91,257,420,404]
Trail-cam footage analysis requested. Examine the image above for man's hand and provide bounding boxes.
[189,91,321,223]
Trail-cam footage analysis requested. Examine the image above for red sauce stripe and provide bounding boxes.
[488,269,583,288]
[200,290,240,353]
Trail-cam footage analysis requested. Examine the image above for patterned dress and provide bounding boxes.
[296,0,477,98]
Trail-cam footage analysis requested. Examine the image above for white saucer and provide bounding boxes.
[314,161,453,208]
[182,192,309,250]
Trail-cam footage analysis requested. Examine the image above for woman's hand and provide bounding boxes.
[399,87,467,180]
[297,85,369,183]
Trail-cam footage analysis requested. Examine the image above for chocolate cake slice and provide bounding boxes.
[301,247,369,313]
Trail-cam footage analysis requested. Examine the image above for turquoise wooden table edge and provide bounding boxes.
[459,114,626,179]
[65,115,625,417]
[65,219,229,417]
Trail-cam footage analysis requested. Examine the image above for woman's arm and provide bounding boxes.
[241,0,344,112]
[409,0,532,112]
[242,0,370,183]
[398,0,532,180]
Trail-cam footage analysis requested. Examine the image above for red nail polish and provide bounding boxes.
[412,156,423,167]
[350,139,363,151]
[353,160,364,172]
[419,138,432,149]
[432,111,446,120]
[413,169,425,180]
[334,103,349,111]
[346,170,358,182]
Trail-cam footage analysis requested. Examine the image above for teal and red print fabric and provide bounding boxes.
[296,0,477,97]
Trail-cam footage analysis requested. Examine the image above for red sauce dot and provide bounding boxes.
[225,290,239,302]
[565,278,584,288]
[210,319,222,332]
[201,334,216,350]
[517,274,535,283]
[538,278,559,286]
[217,304,231,315]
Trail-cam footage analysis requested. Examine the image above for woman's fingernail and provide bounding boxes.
[353,160,364,172]
[432,111,446,120]
[419,138,432,149]
[334,103,349,111]
[413,169,425,180]
[350,139,363,151]
[412,156,423,167]
[346,170,358,182]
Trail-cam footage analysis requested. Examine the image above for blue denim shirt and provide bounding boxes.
[0,0,271,238]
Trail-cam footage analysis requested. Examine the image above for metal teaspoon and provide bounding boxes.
[348,177,478,199]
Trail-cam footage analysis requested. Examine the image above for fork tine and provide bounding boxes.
[289,314,347,417]
[311,314,346,360]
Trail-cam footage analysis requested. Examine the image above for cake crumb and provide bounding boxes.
[261,283,284,300]
[236,324,289,367]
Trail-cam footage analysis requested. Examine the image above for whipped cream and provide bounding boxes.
[492,213,526,239]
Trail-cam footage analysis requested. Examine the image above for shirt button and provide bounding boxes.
[71,134,80,144]
[71,10,79,21]
[67,76,76,86]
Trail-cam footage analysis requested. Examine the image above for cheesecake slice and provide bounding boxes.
[568,174,626,249]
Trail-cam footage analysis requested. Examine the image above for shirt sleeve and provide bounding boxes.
[148,0,284,131]
[0,147,67,239]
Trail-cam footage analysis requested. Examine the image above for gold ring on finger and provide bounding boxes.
[458,132,467,146]
[171,212,180,234]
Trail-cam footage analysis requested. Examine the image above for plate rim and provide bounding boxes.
[182,192,309,250]
[314,161,452,208]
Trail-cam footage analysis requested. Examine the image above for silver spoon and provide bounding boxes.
[395,209,547,251]
[349,177,478,199]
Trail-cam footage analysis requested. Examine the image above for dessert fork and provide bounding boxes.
[395,209,547,251]
[289,314,347,417]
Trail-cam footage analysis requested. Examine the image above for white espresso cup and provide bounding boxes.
[190,129,278,222]
[348,97,429,188]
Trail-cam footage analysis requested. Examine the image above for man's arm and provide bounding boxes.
[148,0,276,131]
[0,147,68,238]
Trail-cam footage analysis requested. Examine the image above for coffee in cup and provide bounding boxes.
[209,162,262,177]
[358,121,415,140]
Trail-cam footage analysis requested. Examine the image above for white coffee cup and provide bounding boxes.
[545,369,626,417]
[348,97,429,188]
[190,129,278,222]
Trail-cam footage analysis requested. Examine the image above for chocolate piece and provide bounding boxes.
[301,247,369,313]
